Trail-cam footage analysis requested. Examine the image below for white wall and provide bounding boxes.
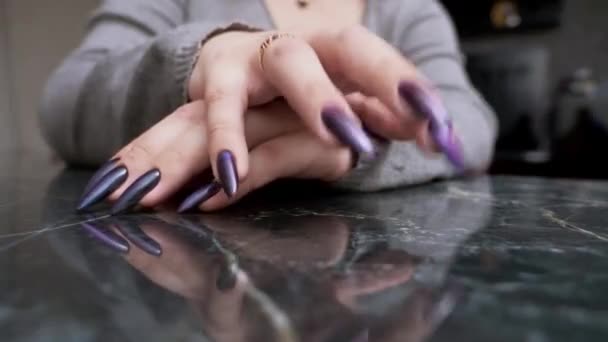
[1,0,98,155]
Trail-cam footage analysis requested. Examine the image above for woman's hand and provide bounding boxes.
[194,129,352,212]
[188,26,460,196]
[77,25,463,214]
[76,99,301,213]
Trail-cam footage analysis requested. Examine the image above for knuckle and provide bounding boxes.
[266,37,310,61]
[207,122,236,142]
[335,25,366,45]
[173,105,204,125]
[122,141,154,163]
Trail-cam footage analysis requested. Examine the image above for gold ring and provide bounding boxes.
[259,33,297,72]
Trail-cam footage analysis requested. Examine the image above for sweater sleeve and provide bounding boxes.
[39,0,253,166]
[333,0,498,191]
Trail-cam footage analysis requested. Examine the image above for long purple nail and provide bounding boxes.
[322,106,374,154]
[81,221,129,254]
[77,166,129,212]
[217,151,238,197]
[111,169,161,215]
[398,81,464,169]
[178,181,222,213]
[115,219,162,256]
[82,158,120,195]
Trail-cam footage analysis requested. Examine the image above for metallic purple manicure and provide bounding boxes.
[81,221,129,254]
[115,219,162,257]
[77,166,129,212]
[82,158,120,195]
[217,151,238,197]
[111,169,161,215]
[322,106,374,155]
[178,181,222,213]
[398,81,464,169]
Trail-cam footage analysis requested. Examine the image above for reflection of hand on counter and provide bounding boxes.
[43,169,492,342]
[102,217,252,342]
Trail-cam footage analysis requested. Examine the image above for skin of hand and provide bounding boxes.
[78,25,459,214]
[76,98,355,213]
[189,26,442,192]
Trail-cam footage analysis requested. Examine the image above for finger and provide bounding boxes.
[77,102,201,212]
[112,102,203,198]
[121,100,302,209]
[346,92,415,139]
[314,27,464,167]
[312,26,425,125]
[200,132,351,211]
[204,65,249,197]
[346,92,440,155]
[260,35,374,155]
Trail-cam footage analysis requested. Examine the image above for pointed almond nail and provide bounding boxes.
[322,106,374,155]
[77,166,128,212]
[399,81,464,169]
[217,151,238,197]
[178,181,222,213]
[82,158,120,195]
[111,169,161,215]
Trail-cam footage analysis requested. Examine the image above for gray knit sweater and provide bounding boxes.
[39,0,497,191]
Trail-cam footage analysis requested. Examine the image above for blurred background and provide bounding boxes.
[0,0,606,178]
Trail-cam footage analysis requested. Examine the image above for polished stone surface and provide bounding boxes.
[1,157,608,341]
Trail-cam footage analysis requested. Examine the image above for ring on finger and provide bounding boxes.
[258,32,297,72]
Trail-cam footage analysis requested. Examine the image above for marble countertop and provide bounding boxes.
[1,158,607,342]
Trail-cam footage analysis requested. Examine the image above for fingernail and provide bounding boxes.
[398,81,464,169]
[437,125,465,170]
[398,81,435,121]
[81,221,129,254]
[216,257,239,291]
[82,158,120,195]
[322,106,374,154]
[111,169,161,215]
[217,151,238,197]
[77,166,129,212]
[178,181,222,213]
[115,219,162,256]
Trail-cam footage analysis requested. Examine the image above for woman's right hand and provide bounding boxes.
[188,26,461,197]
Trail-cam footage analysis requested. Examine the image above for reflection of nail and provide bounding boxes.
[178,181,222,213]
[398,81,464,169]
[111,169,161,215]
[115,219,162,256]
[77,166,128,212]
[322,106,374,155]
[217,151,238,197]
[81,221,129,254]
[216,255,238,291]
[82,158,120,195]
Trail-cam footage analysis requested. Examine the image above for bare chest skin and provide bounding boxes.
[263,0,366,33]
